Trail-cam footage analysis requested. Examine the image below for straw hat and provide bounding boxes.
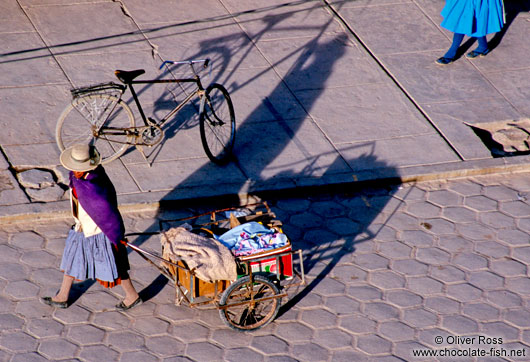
[60,144,101,172]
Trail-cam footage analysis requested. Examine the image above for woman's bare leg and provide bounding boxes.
[53,274,75,302]
[120,278,140,306]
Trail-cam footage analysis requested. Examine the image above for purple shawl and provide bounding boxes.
[70,166,125,246]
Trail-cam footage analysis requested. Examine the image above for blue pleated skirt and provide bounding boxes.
[60,229,130,287]
[441,0,505,37]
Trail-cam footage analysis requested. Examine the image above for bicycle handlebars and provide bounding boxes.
[160,58,211,78]
[160,58,210,69]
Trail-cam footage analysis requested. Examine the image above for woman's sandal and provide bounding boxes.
[466,49,490,58]
[435,57,454,65]
[116,296,142,311]
[41,296,68,309]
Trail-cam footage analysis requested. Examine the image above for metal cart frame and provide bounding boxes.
[125,202,305,331]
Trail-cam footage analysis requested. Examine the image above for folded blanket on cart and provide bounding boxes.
[161,227,237,282]
[217,222,289,257]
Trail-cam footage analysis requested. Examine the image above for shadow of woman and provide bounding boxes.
[273,151,400,318]
[488,0,529,51]
[128,10,401,326]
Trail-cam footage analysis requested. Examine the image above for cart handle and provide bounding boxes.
[123,240,187,271]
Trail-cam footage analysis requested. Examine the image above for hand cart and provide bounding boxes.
[124,202,305,331]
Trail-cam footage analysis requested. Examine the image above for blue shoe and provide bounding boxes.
[435,57,454,65]
[466,49,490,58]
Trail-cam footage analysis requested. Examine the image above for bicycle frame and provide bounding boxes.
[128,78,204,128]
[121,59,210,128]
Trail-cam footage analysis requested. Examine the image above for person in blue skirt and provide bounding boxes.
[41,144,142,310]
[436,0,505,65]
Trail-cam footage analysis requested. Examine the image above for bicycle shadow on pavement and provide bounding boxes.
[125,10,316,164]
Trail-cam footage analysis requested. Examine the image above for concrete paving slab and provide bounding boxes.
[125,158,246,192]
[0,156,8,171]
[0,170,29,206]
[19,0,95,4]
[413,0,445,18]
[255,34,387,91]
[234,119,345,180]
[0,0,529,223]
[101,162,141,195]
[488,68,530,117]
[0,1,34,33]
[117,118,206,165]
[0,32,66,86]
[445,2,530,73]
[338,133,460,171]
[224,0,345,42]
[335,2,445,55]
[142,21,271,73]
[380,52,500,104]
[122,0,230,26]
[0,86,68,145]
[423,99,522,159]
[295,84,435,143]
[425,97,522,126]
[282,117,352,175]
[26,2,151,55]
[56,49,160,87]
[225,67,308,123]
[3,143,61,169]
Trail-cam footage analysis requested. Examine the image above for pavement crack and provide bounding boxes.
[113,0,133,18]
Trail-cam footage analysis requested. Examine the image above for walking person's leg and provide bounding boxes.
[119,278,141,307]
[467,36,490,58]
[436,33,465,65]
[41,274,74,308]
[54,274,75,302]
[113,241,142,310]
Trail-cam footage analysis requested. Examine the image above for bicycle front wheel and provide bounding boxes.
[56,94,135,164]
[199,83,236,165]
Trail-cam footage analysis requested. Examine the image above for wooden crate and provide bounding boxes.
[161,231,230,299]
[174,260,229,299]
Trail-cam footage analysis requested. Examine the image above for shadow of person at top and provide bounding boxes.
[128,29,355,301]
[129,7,402,324]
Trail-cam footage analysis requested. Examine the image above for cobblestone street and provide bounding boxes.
[2,172,530,361]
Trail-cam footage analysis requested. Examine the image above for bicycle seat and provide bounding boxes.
[114,69,145,83]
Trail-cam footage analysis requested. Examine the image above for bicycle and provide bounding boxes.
[56,58,236,165]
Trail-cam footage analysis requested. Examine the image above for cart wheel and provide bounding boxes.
[219,275,280,331]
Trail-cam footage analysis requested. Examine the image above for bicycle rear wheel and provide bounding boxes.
[199,83,236,165]
[56,94,135,164]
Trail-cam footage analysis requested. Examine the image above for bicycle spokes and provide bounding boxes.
[199,84,235,164]
[56,94,135,164]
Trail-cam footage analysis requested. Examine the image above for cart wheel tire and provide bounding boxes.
[219,275,280,331]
